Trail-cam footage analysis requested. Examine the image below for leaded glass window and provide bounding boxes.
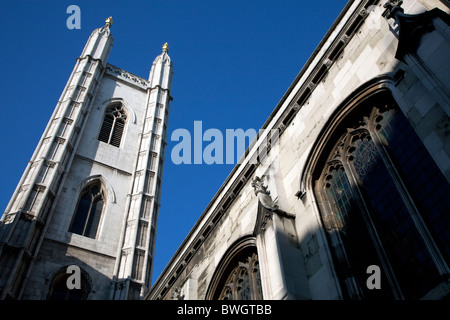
[323,162,389,299]
[98,104,127,147]
[69,181,105,239]
[218,253,263,300]
[376,107,450,264]
[325,166,353,234]
[316,95,450,300]
[351,135,440,298]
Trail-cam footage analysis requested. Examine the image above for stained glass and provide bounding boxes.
[325,164,390,299]
[351,134,440,299]
[318,99,448,299]
[237,270,251,300]
[218,252,262,300]
[377,108,450,264]
[327,167,353,234]
[352,136,379,179]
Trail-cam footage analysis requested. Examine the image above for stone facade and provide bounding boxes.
[0,19,173,300]
[148,0,450,300]
[1,0,449,301]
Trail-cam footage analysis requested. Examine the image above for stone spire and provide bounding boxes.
[79,17,114,67]
[148,42,173,90]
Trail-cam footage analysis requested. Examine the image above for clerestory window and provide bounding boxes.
[98,104,127,147]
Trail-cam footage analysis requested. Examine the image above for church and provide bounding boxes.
[0,17,173,299]
[1,0,449,300]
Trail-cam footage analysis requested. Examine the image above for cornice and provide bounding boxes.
[105,63,149,90]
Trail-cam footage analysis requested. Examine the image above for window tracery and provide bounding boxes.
[316,97,450,299]
[98,103,127,147]
[218,252,262,300]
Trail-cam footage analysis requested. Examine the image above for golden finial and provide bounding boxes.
[105,16,113,26]
[162,42,169,52]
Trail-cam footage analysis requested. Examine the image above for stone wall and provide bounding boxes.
[148,0,450,300]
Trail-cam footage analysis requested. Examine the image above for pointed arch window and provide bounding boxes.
[98,103,127,147]
[218,252,262,300]
[206,238,263,300]
[69,181,105,239]
[315,92,450,300]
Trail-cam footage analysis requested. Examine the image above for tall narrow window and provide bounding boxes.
[98,104,127,147]
[314,92,450,300]
[69,181,105,239]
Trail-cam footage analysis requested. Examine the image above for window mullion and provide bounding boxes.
[370,128,450,276]
[232,272,238,300]
[341,137,404,300]
[82,199,94,237]
[317,165,364,299]
[108,117,117,145]
[249,256,262,300]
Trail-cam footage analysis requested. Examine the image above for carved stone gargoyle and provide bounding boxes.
[251,176,295,235]
[251,176,279,212]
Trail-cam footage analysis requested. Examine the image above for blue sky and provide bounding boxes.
[0,0,348,284]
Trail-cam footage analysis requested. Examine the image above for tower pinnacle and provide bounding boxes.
[105,16,113,27]
[149,42,173,88]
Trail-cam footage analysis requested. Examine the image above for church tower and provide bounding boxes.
[0,18,173,300]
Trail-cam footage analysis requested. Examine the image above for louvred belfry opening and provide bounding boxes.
[99,104,127,147]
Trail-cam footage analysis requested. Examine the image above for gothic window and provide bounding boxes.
[206,238,263,300]
[69,181,105,239]
[98,103,127,147]
[218,252,262,300]
[315,93,450,300]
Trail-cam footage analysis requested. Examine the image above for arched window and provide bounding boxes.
[206,238,263,300]
[69,181,105,239]
[314,92,450,300]
[218,252,262,300]
[47,266,91,300]
[98,103,127,147]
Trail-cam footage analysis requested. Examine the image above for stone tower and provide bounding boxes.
[0,17,173,300]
